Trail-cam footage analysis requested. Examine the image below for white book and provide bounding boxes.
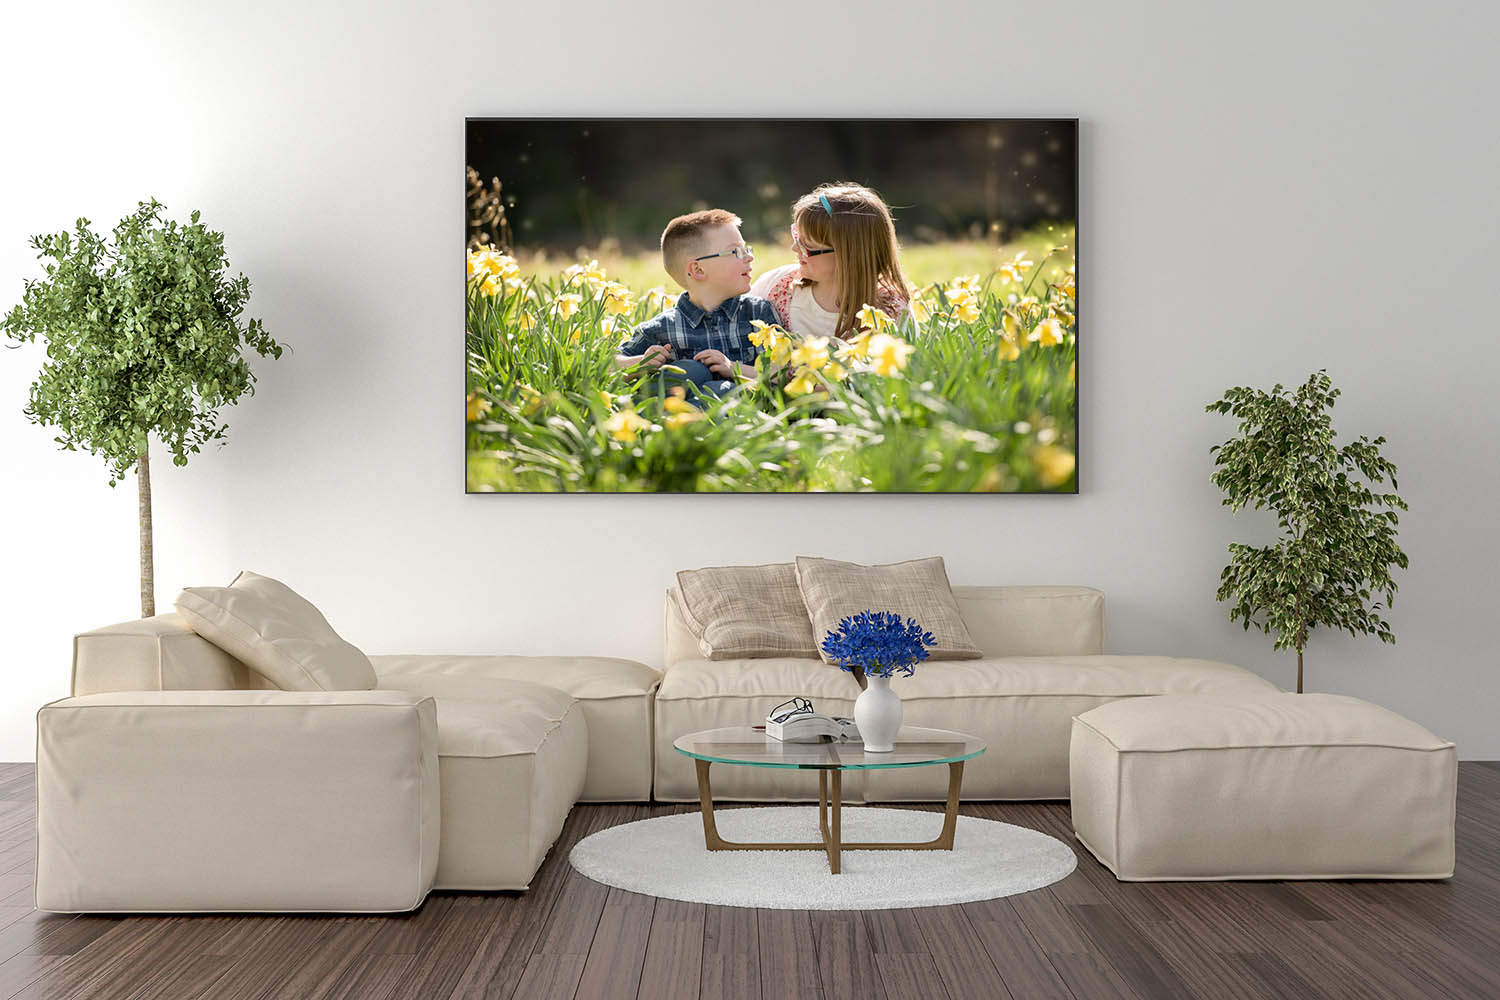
[766,713,860,743]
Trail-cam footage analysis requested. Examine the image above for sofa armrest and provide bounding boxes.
[35,690,441,913]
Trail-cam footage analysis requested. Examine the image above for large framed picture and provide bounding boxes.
[465,118,1077,493]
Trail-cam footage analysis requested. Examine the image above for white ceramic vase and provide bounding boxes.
[854,675,902,752]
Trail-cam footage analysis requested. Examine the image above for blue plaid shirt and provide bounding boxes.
[617,292,779,365]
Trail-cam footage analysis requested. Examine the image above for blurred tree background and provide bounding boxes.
[465,119,1076,256]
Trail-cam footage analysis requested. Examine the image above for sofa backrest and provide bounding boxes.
[662,584,1105,668]
[71,614,274,695]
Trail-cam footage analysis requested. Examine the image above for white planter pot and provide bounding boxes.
[854,675,902,753]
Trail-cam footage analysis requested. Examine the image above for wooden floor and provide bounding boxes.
[1,762,1498,1000]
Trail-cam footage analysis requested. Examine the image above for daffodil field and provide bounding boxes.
[466,243,1077,492]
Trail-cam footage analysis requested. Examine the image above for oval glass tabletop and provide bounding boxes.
[673,726,986,770]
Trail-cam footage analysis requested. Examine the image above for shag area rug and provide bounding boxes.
[568,806,1077,910]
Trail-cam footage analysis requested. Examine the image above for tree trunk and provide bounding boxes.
[1296,649,1304,694]
[139,446,154,618]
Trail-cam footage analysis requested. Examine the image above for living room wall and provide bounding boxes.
[2,0,1496,762]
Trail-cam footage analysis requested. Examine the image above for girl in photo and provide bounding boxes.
[750,182,911,340]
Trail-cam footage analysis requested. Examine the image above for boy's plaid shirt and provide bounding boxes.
[617,292,779,365]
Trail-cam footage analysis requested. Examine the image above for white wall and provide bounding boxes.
[2,0,1496,761]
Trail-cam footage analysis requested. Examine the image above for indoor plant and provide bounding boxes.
[1206,370,1408,692]
[2,200,280,616]
[820,611,937,751]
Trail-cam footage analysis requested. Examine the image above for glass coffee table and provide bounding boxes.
[673,726,987,874]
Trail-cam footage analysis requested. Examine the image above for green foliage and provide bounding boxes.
[466,235,1077,493]
[1206,370,1408,661]
[2,200,281,484]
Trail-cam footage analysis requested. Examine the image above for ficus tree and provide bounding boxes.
[3,200,281,617]
[1206,370,1408,692]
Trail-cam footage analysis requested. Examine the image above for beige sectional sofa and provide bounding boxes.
[36,576,1302,913]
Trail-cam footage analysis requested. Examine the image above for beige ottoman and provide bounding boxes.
[1070,694,1457,880]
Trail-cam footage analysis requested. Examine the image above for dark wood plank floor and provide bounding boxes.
[1,761,1498,999]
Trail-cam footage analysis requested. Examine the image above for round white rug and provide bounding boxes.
[569,806,1077,910]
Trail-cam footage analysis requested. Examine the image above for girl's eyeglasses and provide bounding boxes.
[790,230,834,257]
[693,244,754,262]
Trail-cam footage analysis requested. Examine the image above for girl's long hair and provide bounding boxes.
[791,182,910,339]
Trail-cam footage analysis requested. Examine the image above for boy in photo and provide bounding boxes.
[615,209,780,398]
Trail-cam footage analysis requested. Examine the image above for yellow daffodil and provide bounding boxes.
[663,395,697,415]
[910,296,934,323]
[601,282,634,316]
[856,304,894,332]
[599,317,618,339]
[823,360,848,382]
[784,369,819,396]
[996,251,1032,285]
[519,384,544,417]
[946,274,982,299]
[644,285,674,311]
[1047,302,1074,327]
[953,297,982,324]
[867,332,915,377]
[837,330,872,362]
[768,338,795,366]
[748,319,789,353]
[553,293,583,319]
[790,336,831,371]
[1033,444,1076,488]
[665,410,704,431]
[465,393,492,422]
[604,409,649,443]
[562,259,608,292]
[1030,318,1066,347]
[517,311,538,331]
[998,337,1020,362]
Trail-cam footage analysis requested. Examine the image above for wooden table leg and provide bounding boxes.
[837,760,967,851]
[829,769,842,874]
[694,759,967,863]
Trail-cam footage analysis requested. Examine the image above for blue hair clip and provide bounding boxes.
[819,194,833,215]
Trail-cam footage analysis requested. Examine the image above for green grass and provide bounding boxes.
[514,230,1076,300]
[467,228,1076,493]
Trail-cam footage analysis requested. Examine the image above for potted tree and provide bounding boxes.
[3,200,281,616]
[1206,370,1408,692]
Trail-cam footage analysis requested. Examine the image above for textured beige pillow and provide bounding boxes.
[674,563,819,660]
[795,556,983,662]
[175,571,377,691]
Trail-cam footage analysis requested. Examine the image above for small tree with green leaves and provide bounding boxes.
[1206,370,1408,692]
[3,200,281,617]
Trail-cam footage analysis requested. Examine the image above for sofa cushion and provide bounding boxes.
[794,556,982,661]
[674,563,819,659]
[657,654,1277,703]
[175,571,376,692]
[654,654,1283,803]
[377,682,586,890]
[371,654,660,802]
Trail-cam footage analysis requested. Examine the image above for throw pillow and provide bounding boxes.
[795,556,983,662]
[674,563,819,660]
[174,571,377,691]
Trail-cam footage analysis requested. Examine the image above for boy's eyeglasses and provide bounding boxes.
[693,244,754,262]
[790,230,834,257]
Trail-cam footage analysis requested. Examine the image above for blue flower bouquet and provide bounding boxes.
[820,610,937,690]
